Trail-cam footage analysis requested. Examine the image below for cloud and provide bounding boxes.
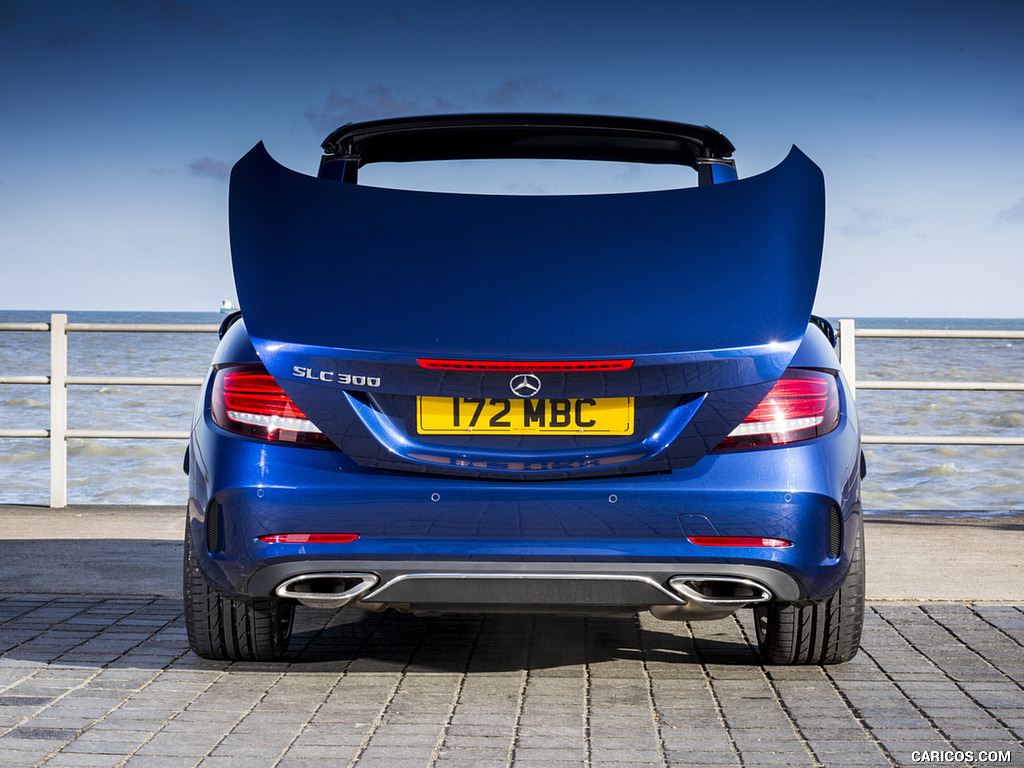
[189,157,231,181]
[589,91,632,110]
[305,77,575,135]
[304,85,459,133]
[384,8,408,26]
[0,0,26,29]
[839,208,911,239]
[993,198,1024,228]
[42,26,95,51]
[484,76,566,108]
[842,91,875,104]
[502,181,550,195]
[156,0,226,34]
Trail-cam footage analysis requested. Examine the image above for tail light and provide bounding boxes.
[418,358,633,372]
[211,364,333,447]
[715,368,840,450]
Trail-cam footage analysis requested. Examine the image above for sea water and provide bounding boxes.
[1,311,1021,512]
[845,317,1023,513]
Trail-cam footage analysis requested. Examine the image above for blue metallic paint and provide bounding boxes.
[188,323,861,606]
[188,125,860,623]
[224,143,828,479]
[229,142,823,360]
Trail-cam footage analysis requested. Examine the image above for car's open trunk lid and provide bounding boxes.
[227,143,825,478]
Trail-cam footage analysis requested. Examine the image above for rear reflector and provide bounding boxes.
[417,358,633,372]
[258,533,360,544]
[688,536,793,548]
[211,365,332,446]
[715,368,840,450]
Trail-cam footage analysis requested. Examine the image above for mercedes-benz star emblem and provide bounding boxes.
[509,373,542,398]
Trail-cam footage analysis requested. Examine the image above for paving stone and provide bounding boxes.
[122,758,205,768]
[2,597,1023,768]
[39,754,125,768]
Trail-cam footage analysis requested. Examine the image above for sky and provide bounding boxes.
[1,0,1022,317]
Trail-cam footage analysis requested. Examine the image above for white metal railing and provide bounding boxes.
[0,313,219,507]
[836,318,1024,447]
[0,314,1022,508]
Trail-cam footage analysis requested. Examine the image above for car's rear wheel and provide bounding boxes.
[183,522,294,661]
[754,515,864,665]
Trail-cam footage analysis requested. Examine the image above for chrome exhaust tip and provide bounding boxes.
[651,576,773,621]
[670,576,773,606]
[275,573,378,609]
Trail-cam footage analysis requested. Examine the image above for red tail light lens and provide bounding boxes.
[211,365,332,447]
[715,369,840,450]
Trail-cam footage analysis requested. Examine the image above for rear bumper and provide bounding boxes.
[188,403,862,611]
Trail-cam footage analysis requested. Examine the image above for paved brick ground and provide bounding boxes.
[0,598,1021,767]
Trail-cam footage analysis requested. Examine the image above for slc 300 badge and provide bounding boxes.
[292,366,381,387]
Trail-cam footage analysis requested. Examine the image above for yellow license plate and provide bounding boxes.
[417,397,634,435]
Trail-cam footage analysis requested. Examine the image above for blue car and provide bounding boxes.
[184,114,865,665]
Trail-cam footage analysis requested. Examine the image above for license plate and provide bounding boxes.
[417,397,634,435]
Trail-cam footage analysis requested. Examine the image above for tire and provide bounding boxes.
[183,522,294,661]
[754,515,865,665]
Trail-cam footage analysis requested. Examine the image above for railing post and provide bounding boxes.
[50,313,68,508]
[838,318,856,398]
